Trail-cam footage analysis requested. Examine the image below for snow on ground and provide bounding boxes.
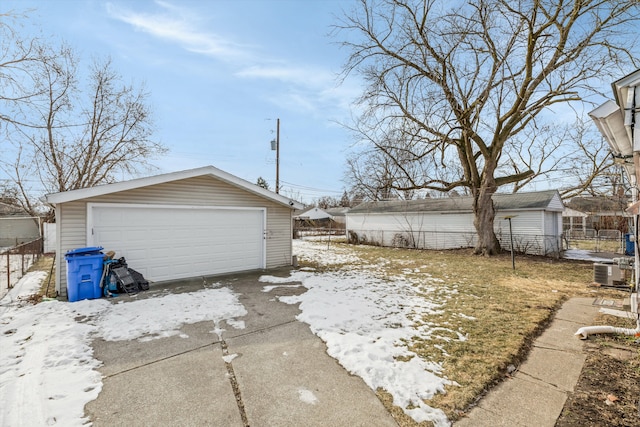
[5,238,600,427]
[293,237,361,266]
[0,253,39,300]
[261,239,463,426]
[0,275,247,427]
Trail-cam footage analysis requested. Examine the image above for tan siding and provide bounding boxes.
[84,176,271,206]
[57,201,90,298]
[55,175,293,297]
[266,206,293,267]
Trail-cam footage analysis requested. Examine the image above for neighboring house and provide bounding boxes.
[0,201,41,248]
[325,207,350,225]
[45,166,304,300]
[562,207,589,235]
[294,206,337,228]
[564,196,631,233]
[346,190,564,256]
[294,207,333,222]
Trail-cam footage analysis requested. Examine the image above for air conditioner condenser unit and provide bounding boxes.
[593,263,624,287]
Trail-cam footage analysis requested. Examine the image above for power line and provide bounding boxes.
[279,180,344,194]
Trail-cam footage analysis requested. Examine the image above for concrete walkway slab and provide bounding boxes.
[228,320,396,427]
[454,297,600,427]
[455,375,568,427]
[517,346,586,391]
[86,347,242,426]
[84,270,398,427]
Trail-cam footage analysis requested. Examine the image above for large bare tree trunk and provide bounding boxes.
[473,182,500,256]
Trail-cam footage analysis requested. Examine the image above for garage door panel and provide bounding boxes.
[91,206,264,282]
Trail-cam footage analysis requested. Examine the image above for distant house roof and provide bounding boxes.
[294,207,333,220]
[562,207,588,218]
[325,207,350,217]
[0,200,28,217]
[348,190,563,214]
[565,196,628,214]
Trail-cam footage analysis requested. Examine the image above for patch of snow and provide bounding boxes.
[222,353,238,363]
[0,253,39,300]
[456,313,476,321]
[297,388,318,405]
[263,240,461,427]
[0,274,247,427]
[293,239,361,266]
[0,253,40,300]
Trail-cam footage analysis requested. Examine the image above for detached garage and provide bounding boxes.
[46,166,303,300]
[346,190,564,256]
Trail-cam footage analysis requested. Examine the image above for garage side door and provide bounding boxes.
[90,205,265,282]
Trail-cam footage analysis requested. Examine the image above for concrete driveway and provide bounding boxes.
[84,269,398,426]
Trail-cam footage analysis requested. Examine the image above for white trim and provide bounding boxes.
[46,165,304,210]
[87,202,267,269]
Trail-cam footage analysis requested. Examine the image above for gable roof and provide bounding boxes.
[44,165,304,210]
[294,206,333,220]
[325,207,350,217]
[348,190,563,214]
[565,196,628,214]
[562,207,588,218]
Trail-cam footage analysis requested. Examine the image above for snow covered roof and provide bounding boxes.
[44,165,304,210]
[294,207,333,220]
[348,190,563,214]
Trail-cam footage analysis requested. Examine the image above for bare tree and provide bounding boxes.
[1,19,165,219]
[557,120,621,198]
[315,196,340,209]
[337,0,639,255]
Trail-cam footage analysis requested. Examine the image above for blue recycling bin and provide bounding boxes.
[65,247,105,302]
[624,233,635,256]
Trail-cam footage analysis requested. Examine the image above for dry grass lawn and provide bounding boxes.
[301,242,628,425]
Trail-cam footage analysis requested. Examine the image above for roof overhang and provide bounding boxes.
[562,207,588,218]
[44,165,305,210]
[613,70,640,144]
[588,100,633,157]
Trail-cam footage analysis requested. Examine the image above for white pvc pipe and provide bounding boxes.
[575,319,640,340]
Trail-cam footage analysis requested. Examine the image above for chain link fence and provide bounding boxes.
[0,238,44,300]
[346,229,562,256]
[564,228,625,253]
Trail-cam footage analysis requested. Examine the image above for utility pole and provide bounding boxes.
[276,118,280,194]
[270,118,280,194]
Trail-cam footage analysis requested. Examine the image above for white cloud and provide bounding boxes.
[105,1,357,120]
[236,64,334,87]
[105,1,254,62]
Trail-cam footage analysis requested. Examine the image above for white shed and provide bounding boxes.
[346,190,564,256]
[45,166,304,300]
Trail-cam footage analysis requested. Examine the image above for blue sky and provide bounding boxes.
[3,0,359,203]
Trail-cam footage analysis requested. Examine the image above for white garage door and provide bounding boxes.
[88,204,265,282]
